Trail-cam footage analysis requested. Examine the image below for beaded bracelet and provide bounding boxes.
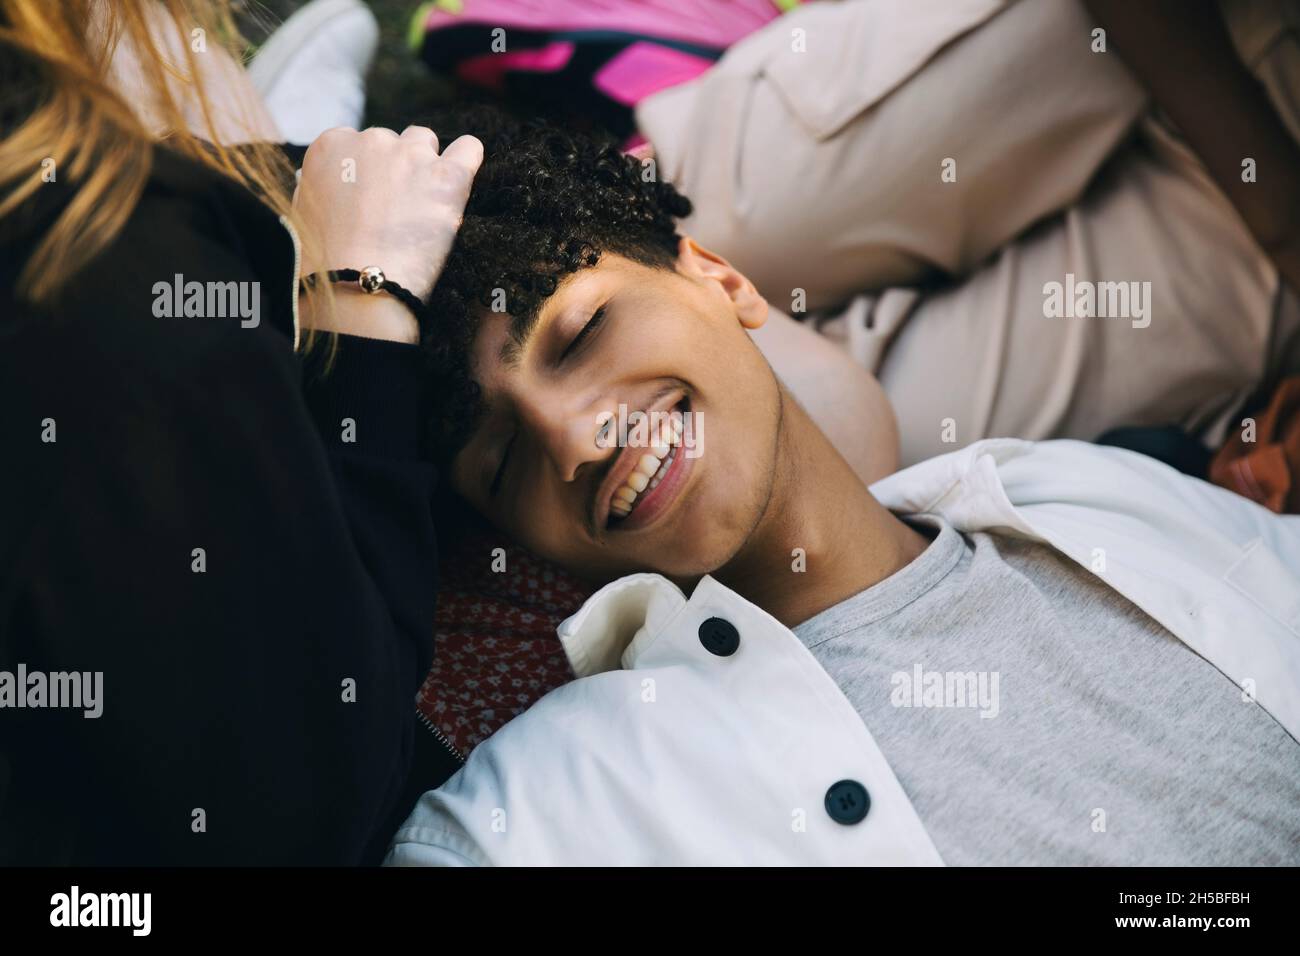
[299,266,430,332]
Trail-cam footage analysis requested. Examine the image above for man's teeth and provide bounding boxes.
[610,417,683,519]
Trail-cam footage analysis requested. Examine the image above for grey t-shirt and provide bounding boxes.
[794,517,1300,865]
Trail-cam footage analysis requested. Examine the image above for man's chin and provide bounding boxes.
[580,543,741,589]
[646,535,759,587]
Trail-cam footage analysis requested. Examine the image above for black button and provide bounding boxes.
[697,617,740,657]
[824,780,870,825]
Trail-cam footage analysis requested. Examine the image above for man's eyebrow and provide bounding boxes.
[497,270,582,368]
[498,301,545,369]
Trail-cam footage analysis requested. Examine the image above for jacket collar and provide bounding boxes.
[868,438,1037,535]
[557,573,686,677]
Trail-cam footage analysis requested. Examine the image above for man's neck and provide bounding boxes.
[715,394,929,629]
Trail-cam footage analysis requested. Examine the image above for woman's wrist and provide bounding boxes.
[299,286,421,345]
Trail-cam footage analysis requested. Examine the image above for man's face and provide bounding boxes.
[451,242,781,583]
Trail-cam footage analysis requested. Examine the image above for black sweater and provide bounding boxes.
[0,142,438,865]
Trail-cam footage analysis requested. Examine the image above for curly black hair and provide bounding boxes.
[416,104,694,468]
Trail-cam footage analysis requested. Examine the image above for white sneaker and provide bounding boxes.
[247,0,380,145]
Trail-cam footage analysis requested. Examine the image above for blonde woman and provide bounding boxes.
[0,0,481,864]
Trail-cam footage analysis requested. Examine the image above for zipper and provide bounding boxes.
[279,214,302,351]
[417,709,467,765]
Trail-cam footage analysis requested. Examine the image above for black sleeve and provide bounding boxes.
[0,277,438,865]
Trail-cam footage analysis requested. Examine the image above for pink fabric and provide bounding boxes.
[593,41,716,106]
[423,0,787,53]
[456,41,576,90]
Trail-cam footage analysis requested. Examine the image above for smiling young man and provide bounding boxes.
[450,240,926,626]
[391,112,1300,867]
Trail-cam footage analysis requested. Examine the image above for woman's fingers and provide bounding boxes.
[439,134,485,175]
[399,125,439,153]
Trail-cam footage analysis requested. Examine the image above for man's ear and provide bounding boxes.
[676,236,768,330]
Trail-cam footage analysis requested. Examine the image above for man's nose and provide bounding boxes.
[518,390,615,483]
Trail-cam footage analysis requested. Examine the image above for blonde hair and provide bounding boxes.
[0,0,308,309]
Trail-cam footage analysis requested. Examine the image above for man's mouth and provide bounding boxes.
[597,397,693,532]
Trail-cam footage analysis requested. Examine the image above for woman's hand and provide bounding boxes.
[293,126,483,343]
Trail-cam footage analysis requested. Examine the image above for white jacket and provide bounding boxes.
[387,440,1300,866]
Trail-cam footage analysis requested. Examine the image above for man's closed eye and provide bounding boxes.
[561,305,607,362]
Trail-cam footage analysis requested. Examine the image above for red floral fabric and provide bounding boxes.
[416,524,591,756]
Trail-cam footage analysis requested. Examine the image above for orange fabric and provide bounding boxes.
[1210,377,1300,513]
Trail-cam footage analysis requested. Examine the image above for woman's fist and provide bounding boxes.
[294,126,483,308]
